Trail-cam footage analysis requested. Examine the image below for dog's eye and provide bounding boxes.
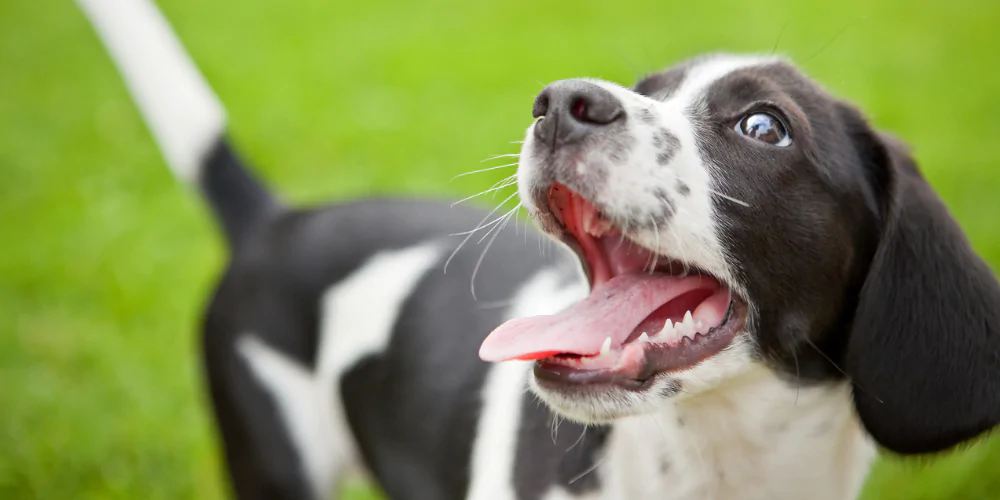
[736,113,791,147]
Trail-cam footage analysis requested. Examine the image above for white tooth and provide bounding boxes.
[664,319,673,331]
[683,310,694,327]
[638,332,650,343]
[680,311,696,340]
[654,319,673,342]
[592,218,609,237]
[600,337,612,356]
[673,321,687,341]
[695,320,704,332]
[671,325,683,343]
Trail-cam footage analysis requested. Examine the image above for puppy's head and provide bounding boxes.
[480,54,1000,455]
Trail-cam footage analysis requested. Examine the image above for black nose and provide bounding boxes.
[532,80,625,147]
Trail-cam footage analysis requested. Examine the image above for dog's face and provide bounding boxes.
[481,54,1000,455]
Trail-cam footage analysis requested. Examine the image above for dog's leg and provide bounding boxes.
[205,347,319,500]
[203,321,352,500]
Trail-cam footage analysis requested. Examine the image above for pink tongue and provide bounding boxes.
[479,273,709,362]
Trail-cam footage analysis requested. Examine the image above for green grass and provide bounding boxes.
[2,0,999,498]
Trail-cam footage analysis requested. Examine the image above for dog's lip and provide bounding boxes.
[533,297,746,390]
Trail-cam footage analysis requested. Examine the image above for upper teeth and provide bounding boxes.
[581,212,612,238]
[599,336,612,356]
[646,310,700,344]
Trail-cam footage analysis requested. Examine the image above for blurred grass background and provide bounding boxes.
[2,0,999,498]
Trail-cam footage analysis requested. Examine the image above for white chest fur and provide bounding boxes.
[468,361,874,500]
[600,369,875,500]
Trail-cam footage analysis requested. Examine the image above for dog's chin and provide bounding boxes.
[527,370,683,423]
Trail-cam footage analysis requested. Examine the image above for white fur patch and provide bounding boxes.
[239,242,443,497]
[316,242,444,379]
[466,360,532,500]
[236,335,336,497]
[600,369,874,500]
[670,55,778,108]
[76,0,226,183]
[466,269,589,500]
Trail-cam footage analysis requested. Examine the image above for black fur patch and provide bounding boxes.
[513,400,611,499]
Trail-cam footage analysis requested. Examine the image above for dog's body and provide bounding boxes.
[79,1,1000,499]
[205,200,873,500]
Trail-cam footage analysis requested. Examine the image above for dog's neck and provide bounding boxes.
[600,366,875,500]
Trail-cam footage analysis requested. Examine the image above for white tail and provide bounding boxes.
[77,0,226,183]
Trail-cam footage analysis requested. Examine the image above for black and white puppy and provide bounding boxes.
[80,1,1000,499]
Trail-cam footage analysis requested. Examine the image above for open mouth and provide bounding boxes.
[479,183,747,389]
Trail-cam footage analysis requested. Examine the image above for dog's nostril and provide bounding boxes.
[567,93,623,126]
[571,98,588,121]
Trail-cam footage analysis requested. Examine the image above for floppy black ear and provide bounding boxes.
[845,127,1000,454]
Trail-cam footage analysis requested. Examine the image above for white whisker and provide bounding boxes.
[470,203,521,299]
[491,173,517,187]
[450,176,517,207]
[443,191,519,273]
[477,204,521,244]
[650,217,661,273]
[450,162,519,181]
[449,217,508,237]
[450,199,519,237]
[480,153,520,163]
[550,414,563,444]
[664,205,690,275]
[567,452,607,485]
[490,179,518,200]
[707,188,750,208]
[566,425,588,452]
